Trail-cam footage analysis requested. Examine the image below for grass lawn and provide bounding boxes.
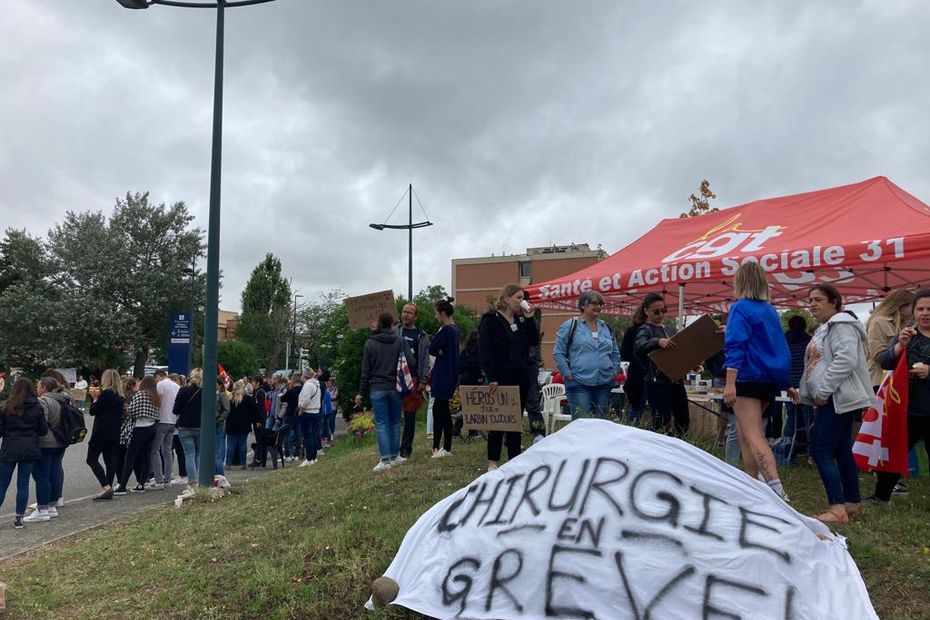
[0,426,928,619]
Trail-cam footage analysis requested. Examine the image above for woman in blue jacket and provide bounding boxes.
[553,290,620,420]
[428,298,460,457]
[723,261,791,501]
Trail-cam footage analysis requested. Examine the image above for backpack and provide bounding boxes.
[53,399,88,445]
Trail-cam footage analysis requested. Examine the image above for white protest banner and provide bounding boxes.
[345,290,397,330]
[366,419,877,619]
[459,385,523,433]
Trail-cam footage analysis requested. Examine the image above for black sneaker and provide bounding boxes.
[892,482,909,494]
[130,484,146,493]
[113,484,128,496]
[863,495,889,505]
[13,516,23,529]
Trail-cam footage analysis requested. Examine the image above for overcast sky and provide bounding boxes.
[3,1,928,311]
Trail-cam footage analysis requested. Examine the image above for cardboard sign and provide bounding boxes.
[345,290,397,330]
[648,314,723,381]
[366,419,878,619]
[459,385,523,432]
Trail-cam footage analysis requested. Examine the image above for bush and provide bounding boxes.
[217,340,259,378]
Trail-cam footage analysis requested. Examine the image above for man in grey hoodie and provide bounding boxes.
[357,313,414,471]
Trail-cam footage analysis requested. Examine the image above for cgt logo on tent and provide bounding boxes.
[661,214,784,263]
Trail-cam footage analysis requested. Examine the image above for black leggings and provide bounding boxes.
[86,441,118,488]
[487,372,531,463]
[119,425,156,488]
[433,398,453,452]
[649,383,690,435]
[173,434,187,477]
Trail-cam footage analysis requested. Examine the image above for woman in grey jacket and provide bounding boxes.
[791,284,872,523]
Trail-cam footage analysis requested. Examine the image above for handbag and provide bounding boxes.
[396,349,414,396]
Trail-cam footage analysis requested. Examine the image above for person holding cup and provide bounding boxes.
[478,284,539,471]
[868,288,930,503]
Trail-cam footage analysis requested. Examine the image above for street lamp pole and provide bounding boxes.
[291,293,303,371]
[116,0,280,488]
[182,262,197,374]
[369,183,433,302]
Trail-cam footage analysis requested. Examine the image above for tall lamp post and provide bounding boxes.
[291,293,303,371]
[369,183,433,301]
[181,262,197,374]
[116,0,280,487]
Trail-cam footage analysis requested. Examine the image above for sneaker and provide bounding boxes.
[532,434,545,445]
[372,460,394,473]
[113,484,128,496]
[864,495,889,505]
[487,462,499,472]
[893,482,909,495]
[93,489,114,501]
[431,449,450,459]
[46,507,59,518]
[130,484,146,493]
[179,488,196,500]
[23,511,50,523]
[13,516,24,529]
[299,459,316,467]
[28,502,37,511]
[171,477,189,486]
[392,455,407,465]
[56,497,64,507]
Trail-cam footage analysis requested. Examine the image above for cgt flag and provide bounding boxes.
[853,349,909,475]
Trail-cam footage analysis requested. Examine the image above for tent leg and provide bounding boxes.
[678,284,686,329]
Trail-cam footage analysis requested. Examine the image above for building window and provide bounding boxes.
[519,261,531,278]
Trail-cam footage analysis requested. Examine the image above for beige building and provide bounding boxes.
[218,309,239,342]
[452,244,603,369]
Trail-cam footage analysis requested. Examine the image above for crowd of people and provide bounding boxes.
[0,367,341,529]
[2,275,927,529]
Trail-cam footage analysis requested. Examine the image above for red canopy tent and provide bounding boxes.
[526,177,930,316]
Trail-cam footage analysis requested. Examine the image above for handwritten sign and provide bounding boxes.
[366,419,878,619]
[459,385,523,433]
[344,290,397,330]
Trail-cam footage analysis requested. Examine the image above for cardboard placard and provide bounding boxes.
[647,314,724,381]
[459,385,523,432]
[345,290,397,330]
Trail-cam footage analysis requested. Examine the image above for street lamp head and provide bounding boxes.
[369,223,386,231]
[115,0,150,8]
[182,267,196,276]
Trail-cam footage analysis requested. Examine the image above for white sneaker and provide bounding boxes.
[150,482,166,490]
[372,460,394,473]
[391,455,407,465]
[299,459,316,468]
[487,462,499,472]
[431,449,451,459]
[46,507,59,518]
[23,511,50,523]
[171,477,189,486]
[56,497,64,507]
[28,502,37,511]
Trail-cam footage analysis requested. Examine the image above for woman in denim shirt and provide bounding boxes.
[553,291,620,420]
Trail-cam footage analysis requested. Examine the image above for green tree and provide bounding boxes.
[295,289,345,371]
[0,193,205,376]
[780,307,815,332]
[680,179,717,218]
[235,254,292,371]
[217,340,259,378]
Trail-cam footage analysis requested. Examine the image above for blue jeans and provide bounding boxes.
[0,459,35,515]
[300,414,321,461]
[226,432,248,468]
[33,447,66,506]
[284,414,300,458]
[215,427,226,475]
[371,390,402,460]
[178,428,200,482]
[564,380,614,420]
[809,399,861,505]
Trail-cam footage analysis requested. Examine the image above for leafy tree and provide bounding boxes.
[296,290,345,372]
[680,179,717,218]
[0,192,205,376]
[235,254,292,371]
[217,340,259,378]
[780,307,815,333]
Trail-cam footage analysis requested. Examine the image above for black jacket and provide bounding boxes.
[359,331,413,395]
[878,332,930,417]
[478,310,539,385]
[174,385,203,429]
[0,396,49,462]
[226,395,260,434]
[634,322,681,384]
[89,389,125,444]
[459,342,483,385]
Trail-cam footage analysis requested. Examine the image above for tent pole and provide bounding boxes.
[678,283,686,329]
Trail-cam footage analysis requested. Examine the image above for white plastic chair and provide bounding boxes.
[541,383,570,434]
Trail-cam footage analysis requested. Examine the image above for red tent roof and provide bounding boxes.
[526,177,930,315]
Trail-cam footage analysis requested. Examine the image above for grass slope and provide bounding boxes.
[0,432,927,619]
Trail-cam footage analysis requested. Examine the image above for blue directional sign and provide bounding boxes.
[168,312,192,375]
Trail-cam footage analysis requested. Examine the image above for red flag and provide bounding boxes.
[853,349,909,474]
[217,363,232,391]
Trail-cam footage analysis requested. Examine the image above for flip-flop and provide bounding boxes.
[812,508,849,523]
